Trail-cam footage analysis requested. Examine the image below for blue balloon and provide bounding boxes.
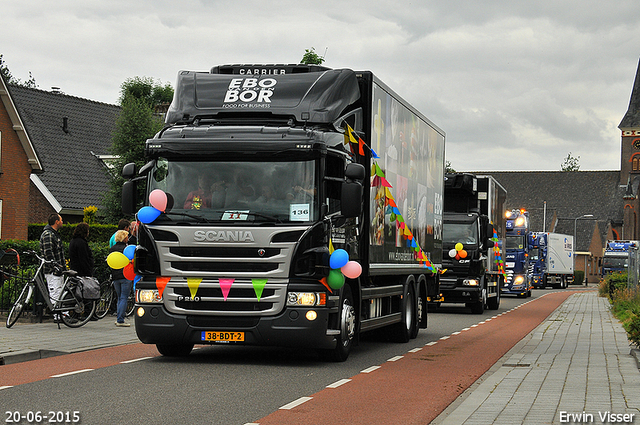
[330,249,349,269]
[138,206,161,224]
[123,244,136,260]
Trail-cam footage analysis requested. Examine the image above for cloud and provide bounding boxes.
[2,0,640,171]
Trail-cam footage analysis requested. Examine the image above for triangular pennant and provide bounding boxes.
[156,276,171,298]
[387,198,397,208]
[252,278,268,301]
[371,175,381,187]
[347,124,358,144]
[329,239,335,254]
[380,177,392,188]
[219,278,234,301]
[319,277,333,293]
[375,163,385,177]
[384,187,394,199]
[371,148,379,159]
[358,137,365,155]
[187,277,203,299]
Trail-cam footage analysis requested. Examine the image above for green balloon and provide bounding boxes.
[327,269,345,289]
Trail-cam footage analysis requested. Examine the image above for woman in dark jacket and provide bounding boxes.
[69,222,94,277]
[109,230,132,327]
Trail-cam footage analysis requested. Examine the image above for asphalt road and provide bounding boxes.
[1,289,568,425]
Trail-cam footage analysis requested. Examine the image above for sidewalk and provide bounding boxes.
[0,316,138,365]
[433,291,640,424]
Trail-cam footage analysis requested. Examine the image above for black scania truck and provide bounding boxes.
[122,64,445,361]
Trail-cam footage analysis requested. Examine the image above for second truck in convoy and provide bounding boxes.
[439,173,507,313]
[121,64,445,361]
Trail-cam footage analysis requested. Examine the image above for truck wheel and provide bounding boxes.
[321,285,355,362]
[470,288,486,314]
[487,285,500,310]
[156,343,194,357]
[390,284,417,342]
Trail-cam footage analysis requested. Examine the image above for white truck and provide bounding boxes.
[529,232,574,289]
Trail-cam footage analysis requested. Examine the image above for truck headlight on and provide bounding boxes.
[137,289,162,304]
[463,278,479,286]
[512,275,526,289]
[287,292,327,307]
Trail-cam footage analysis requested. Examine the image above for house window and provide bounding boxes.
[633,156,640,171]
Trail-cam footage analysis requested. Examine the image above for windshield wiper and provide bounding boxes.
[161,211,212,223]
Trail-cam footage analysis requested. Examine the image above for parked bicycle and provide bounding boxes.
[6,251,97,328]
[93,277,135,320]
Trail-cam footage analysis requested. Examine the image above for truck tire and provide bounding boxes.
[390,283,417,342]
[156,343,194,357]
[469,288,486,314]
[487,283,500,310]
[321,285,355,362]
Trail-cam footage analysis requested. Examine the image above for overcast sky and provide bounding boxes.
[3,0,640,171]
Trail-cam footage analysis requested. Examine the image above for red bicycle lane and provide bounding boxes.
[255,290,578,425]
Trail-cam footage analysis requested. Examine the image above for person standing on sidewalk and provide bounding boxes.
[109,230,132,327]
[109,219,130,248]
[69,222,94,277]
[39,213,65,321]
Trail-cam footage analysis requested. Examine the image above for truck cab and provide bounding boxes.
[502,208,531,297]
[440,173,504,313]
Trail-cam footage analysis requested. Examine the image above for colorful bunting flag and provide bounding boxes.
[187,278,203,299]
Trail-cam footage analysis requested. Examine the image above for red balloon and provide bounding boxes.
[123,262,136,281]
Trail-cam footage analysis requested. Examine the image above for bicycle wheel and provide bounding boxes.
[6,283,33,328]
[58,288,97,328]
[94,281,114,319]
[126,287,136,317]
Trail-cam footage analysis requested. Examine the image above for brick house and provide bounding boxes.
[0,75,43,240]
[0,74,120,239]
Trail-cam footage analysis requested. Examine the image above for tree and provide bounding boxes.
[445,161,456,174]
[0,54,37,88]
[300,48,326,65]
[561,152,580,172]
[102,77,174,222]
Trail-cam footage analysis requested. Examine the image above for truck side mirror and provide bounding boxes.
[122,180,137,215]
[122,162,136,179]
[341,163,365,218]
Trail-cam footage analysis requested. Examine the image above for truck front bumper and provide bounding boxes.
[134,304,339,350]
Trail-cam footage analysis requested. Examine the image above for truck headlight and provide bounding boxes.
[287,292,326,307]
[514,276,525,285]
[463,278,479,286]
[137,289,162,303]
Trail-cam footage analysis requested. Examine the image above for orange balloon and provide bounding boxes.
[459,250,467,258]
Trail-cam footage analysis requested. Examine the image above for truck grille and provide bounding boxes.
[164,280,287,316]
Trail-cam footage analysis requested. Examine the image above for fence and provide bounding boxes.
[0,262,34,315]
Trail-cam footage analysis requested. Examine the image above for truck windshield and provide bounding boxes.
[148,159,317,223]
[506,235,525,250]
[443,222,478,245]
[602,256,628,268]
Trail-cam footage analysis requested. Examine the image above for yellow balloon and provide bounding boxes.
[455,243,463,251]
[107,251,130,269]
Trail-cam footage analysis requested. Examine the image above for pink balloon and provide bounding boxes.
[341,261,362,279]
[149,189,167,212]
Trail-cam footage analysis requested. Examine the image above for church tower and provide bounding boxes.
[619,57,640,239]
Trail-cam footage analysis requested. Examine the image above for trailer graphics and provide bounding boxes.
[120,64,445,361]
